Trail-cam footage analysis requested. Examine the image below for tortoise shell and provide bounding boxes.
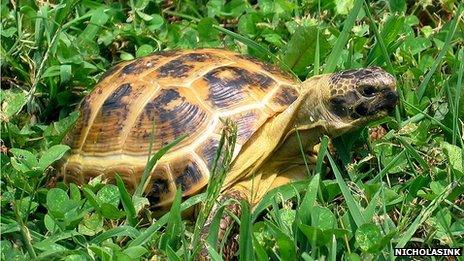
[62,49,300,207]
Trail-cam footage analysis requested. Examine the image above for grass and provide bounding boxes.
[1,0,464,260]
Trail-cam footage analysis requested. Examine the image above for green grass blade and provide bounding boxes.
[401,100,454,135]
[12,200,36,258]
[364,189,381,222]
[370,149,406,184]
[417,4,463,100]
[297,174,320,225]
[239,200,254,261]
[316,136,330,175]
[206,205,226,248]
[159,188,183,251]
[269,196,285,230]
[165,245,182,261]
[314,28,320,76]
[252,181,309,221]
[327,153,366,227]
[35,249,92,260]
[90,226,141,244]
[212,25,280,64]
[206,242,224,261]
[323,0,364,73]
[396,181,458,248]
[127,193,206,247]
[452,48,463,145]
[313,0,321,76]
[363,1,395,74]
[397,137,429,172]
[295,128,311,175]
[115,174,137,227]
[134,134,186,198]
[190,119,237,257]
[329,235,337,261]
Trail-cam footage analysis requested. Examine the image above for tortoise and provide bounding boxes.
[61,48,397,255]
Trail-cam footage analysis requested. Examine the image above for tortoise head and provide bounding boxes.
[299,67,398,137]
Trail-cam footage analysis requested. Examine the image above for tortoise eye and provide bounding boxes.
[361,85,376,97]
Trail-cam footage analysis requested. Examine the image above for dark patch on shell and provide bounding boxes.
[234,111,260,142]
[121,57,159,75]
[156,60,194,78]
[204,66,275,107]
[272,85,298,106]
[99,64,121,81]
[114,50,182,76]
[152,89,206,138]
[199,138,219,169]
[157,50,181,57]
[149,89,181,112]
[133,88,208,149]
[174,161,203,192]
[179,52,212,62]
[122,59,145,74]
[156,53,212,78]
[101,83,132,116]
[80,96,93,125]
[156,52,212,78]
[148,178,170,204]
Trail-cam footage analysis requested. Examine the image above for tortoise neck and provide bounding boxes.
[259,92,325,164]
[293,75,352,137]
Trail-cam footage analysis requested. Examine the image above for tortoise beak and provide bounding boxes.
[368,89,398,115]
[353,89,398,117]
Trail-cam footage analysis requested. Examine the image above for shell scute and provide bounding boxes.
[191,65,277,112]
[195,137,220,169]
[271,85,299,108]
[149,51,231,85]
[66,95,92,150]
[124,87,212,153]
[231,110,263,144]
[170,158,207,195]
[121,56,160,75]
[147,165,173,206]
[156,60,194,78]
[82,82,147,153]
[100,83,132,115]
[155,52,215,78]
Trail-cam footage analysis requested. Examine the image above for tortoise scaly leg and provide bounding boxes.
[200,164,310,260]
[200,189,249,260]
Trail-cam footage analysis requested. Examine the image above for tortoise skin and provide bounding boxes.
[63,49,300,207]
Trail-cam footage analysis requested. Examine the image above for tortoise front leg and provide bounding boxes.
[199,164,310,260]
[200,189,249,260]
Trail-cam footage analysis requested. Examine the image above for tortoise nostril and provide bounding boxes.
[385,90,398,104]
